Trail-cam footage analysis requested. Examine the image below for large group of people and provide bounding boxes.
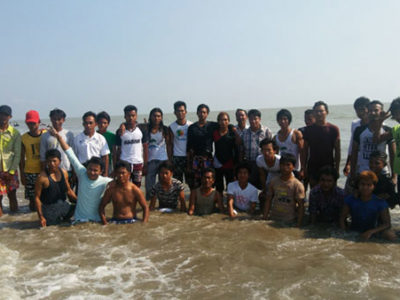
[1,96,400,241]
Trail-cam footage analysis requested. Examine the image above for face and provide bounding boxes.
[174,105,187,121]
[26,122,39,133]
[261,143,276,159]
[369,157,385,174]
[97,118,109,133]
[249,115,261,130]
[50,116,65,131]
[159,167,173,183]
[280,161,294,175]
[368,104,382,122]
[218,114,229,128]
[319,174,335,192]
[278,116,290,129]
[115,167,130,184]
[46,157,61,172]
[0,113,11,126]
[358,179,375,197]
[83,116,97,134]
[355,106,368,120]
[304,114,315,126]
[201,171,215,188]
[392,109,400,123]
[236,110,247,124]
[314,105,327,122]
[151,112,162,125]
[237,168,249,184]
[86,163,102,180]
[124,110,137,125]
[197,108,208,122]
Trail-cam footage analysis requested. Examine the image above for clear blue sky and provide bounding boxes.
[1,0,400,119]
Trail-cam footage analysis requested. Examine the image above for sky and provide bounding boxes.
[1,0,400,119]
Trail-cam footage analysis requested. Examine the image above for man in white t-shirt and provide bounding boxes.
[169,101,192,183]
[114,105,149,187]
[73,111,110,176]
[227,163,259,217]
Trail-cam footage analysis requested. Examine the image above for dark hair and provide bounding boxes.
[389,97,400,113]
[368,100,384,110]
[276,109,292,124]
[115,160,131,172]
[369,150,387,165]
[124,105,137,114]
[45,149,61,161]
[49,108,66,119]
[148,108,164,130]
[97,111,111,123]
[174,101,187,111]
[248,109,261,118]
[201,167,215,179]
[235,108,247,116]
[217,112,230,122]
[197,104,210,114]
[313,101,329,113]
[158,160,174,173]
[357,170,378,186]
[259,138,279,152]
[353,97,370,110]
[317,165,339,182]
[82,111,97,122]
[279,153,296,166]
[87,156,104,171]
[304,109,315,116]
[235,162,251,177]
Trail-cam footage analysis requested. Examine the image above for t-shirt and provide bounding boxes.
[374,173,398,208]
[187,121,219,157]
[353,125,392,173]
[116,126,148,164]
[392,124,400,174]
[21,131,45,173]
[227,181,259,211]
[99,130,116,166]
[169,120,192,157]
[344,194,388,232]
[308,185,345,223]
[40,129,74,171]
[73,132,110,164]
[148,131,168,161]
[303,123,340,172]
[256,154,281,186]
[65,148,112,222]
[347,119,361,156]
[149,178,184,209]
[267,176,305,223]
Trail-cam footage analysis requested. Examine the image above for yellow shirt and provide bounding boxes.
[21,131,46,173]
[0,125,21,173]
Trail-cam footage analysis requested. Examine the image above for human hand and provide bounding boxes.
[40,217,47,227]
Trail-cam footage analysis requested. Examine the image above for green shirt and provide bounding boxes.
[0,125,21,173]
[392,124,400,174]
[99,130,116,166]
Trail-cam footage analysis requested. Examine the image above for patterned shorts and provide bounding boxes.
[130,163,143,187]
[24,173,39,200]
[0,171,19,195]
[187,156,213,189]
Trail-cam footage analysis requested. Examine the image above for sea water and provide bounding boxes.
[1,104,400,299]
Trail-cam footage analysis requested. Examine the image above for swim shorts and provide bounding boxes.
[0,171,19,195]
[109,217,137,224]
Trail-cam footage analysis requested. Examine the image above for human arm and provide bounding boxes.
[301,140,309,180]
[142,143,148,176]
[178,190,186,212]
[259,167,267,192]
[149,195,157,211]
[372,111,392,143]
[63,170,77,202]
[296,198,305,227]
[227,195,236,218]
[99,184,113,225]
[19,143,26,186]
[334,138,341,175]
[9,131,21,174]
[101,155,109,177]
[388,141,397,185]
[188,190,196,215]
[339,204,350,230]
[34,175,46,227]
[215,192,224,213]
[295,130,304,179]
[166,128,173,161]
[360,208,391,241]
[133,186,149,223]
[263,185,274,220]
[350,141,359,181]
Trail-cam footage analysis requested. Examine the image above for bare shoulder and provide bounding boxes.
[61,169,69,179]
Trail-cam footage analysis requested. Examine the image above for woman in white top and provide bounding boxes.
[144,108,172,200]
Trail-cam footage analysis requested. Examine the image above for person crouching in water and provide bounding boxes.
[99,161,149,224]
[340,170,396,241]
[34,149,77,227]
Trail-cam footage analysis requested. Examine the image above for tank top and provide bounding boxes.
[40,168,67,205]
[275,129,300,170]
[195,188,216,215]
[148,131,168,161]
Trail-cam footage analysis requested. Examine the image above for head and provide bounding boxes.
[356,170,378,197]
[114,161,131,184]
[49,108,66,131]
[174,101,187,121]
[276,109,292,129]
[248,109,261,131]
[124,105,138,125]
[369,151,387,174]
[25,110,40,133]
[317,166,338,193]
[149,108,163,129]
[96,111,111,133]
[201,168,215,188]
[235,109,247,125]
[217,112,230,128]
[235,162,251,184]
[82,111,97,135]
[197,104,210,122]
[368,100,384,122]
[279,153,296,175]
[353,97,370,120]
[86,156,104,180]
[45,149,61,172]
[304,109,316,126]
[259,138,279,159]
[313,101,329,123]
[158,160,174,183]
[389,97,400,122]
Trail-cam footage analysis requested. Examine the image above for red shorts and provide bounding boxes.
[0,171,19,195]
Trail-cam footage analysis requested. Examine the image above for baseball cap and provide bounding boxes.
[0,105,12,116]
[25,110,40,123]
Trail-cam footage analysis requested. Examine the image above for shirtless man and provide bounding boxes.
[99,160,149,224]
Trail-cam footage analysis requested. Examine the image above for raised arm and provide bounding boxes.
[372,111,392,143]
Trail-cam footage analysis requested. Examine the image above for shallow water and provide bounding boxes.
[3,104,400,299]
